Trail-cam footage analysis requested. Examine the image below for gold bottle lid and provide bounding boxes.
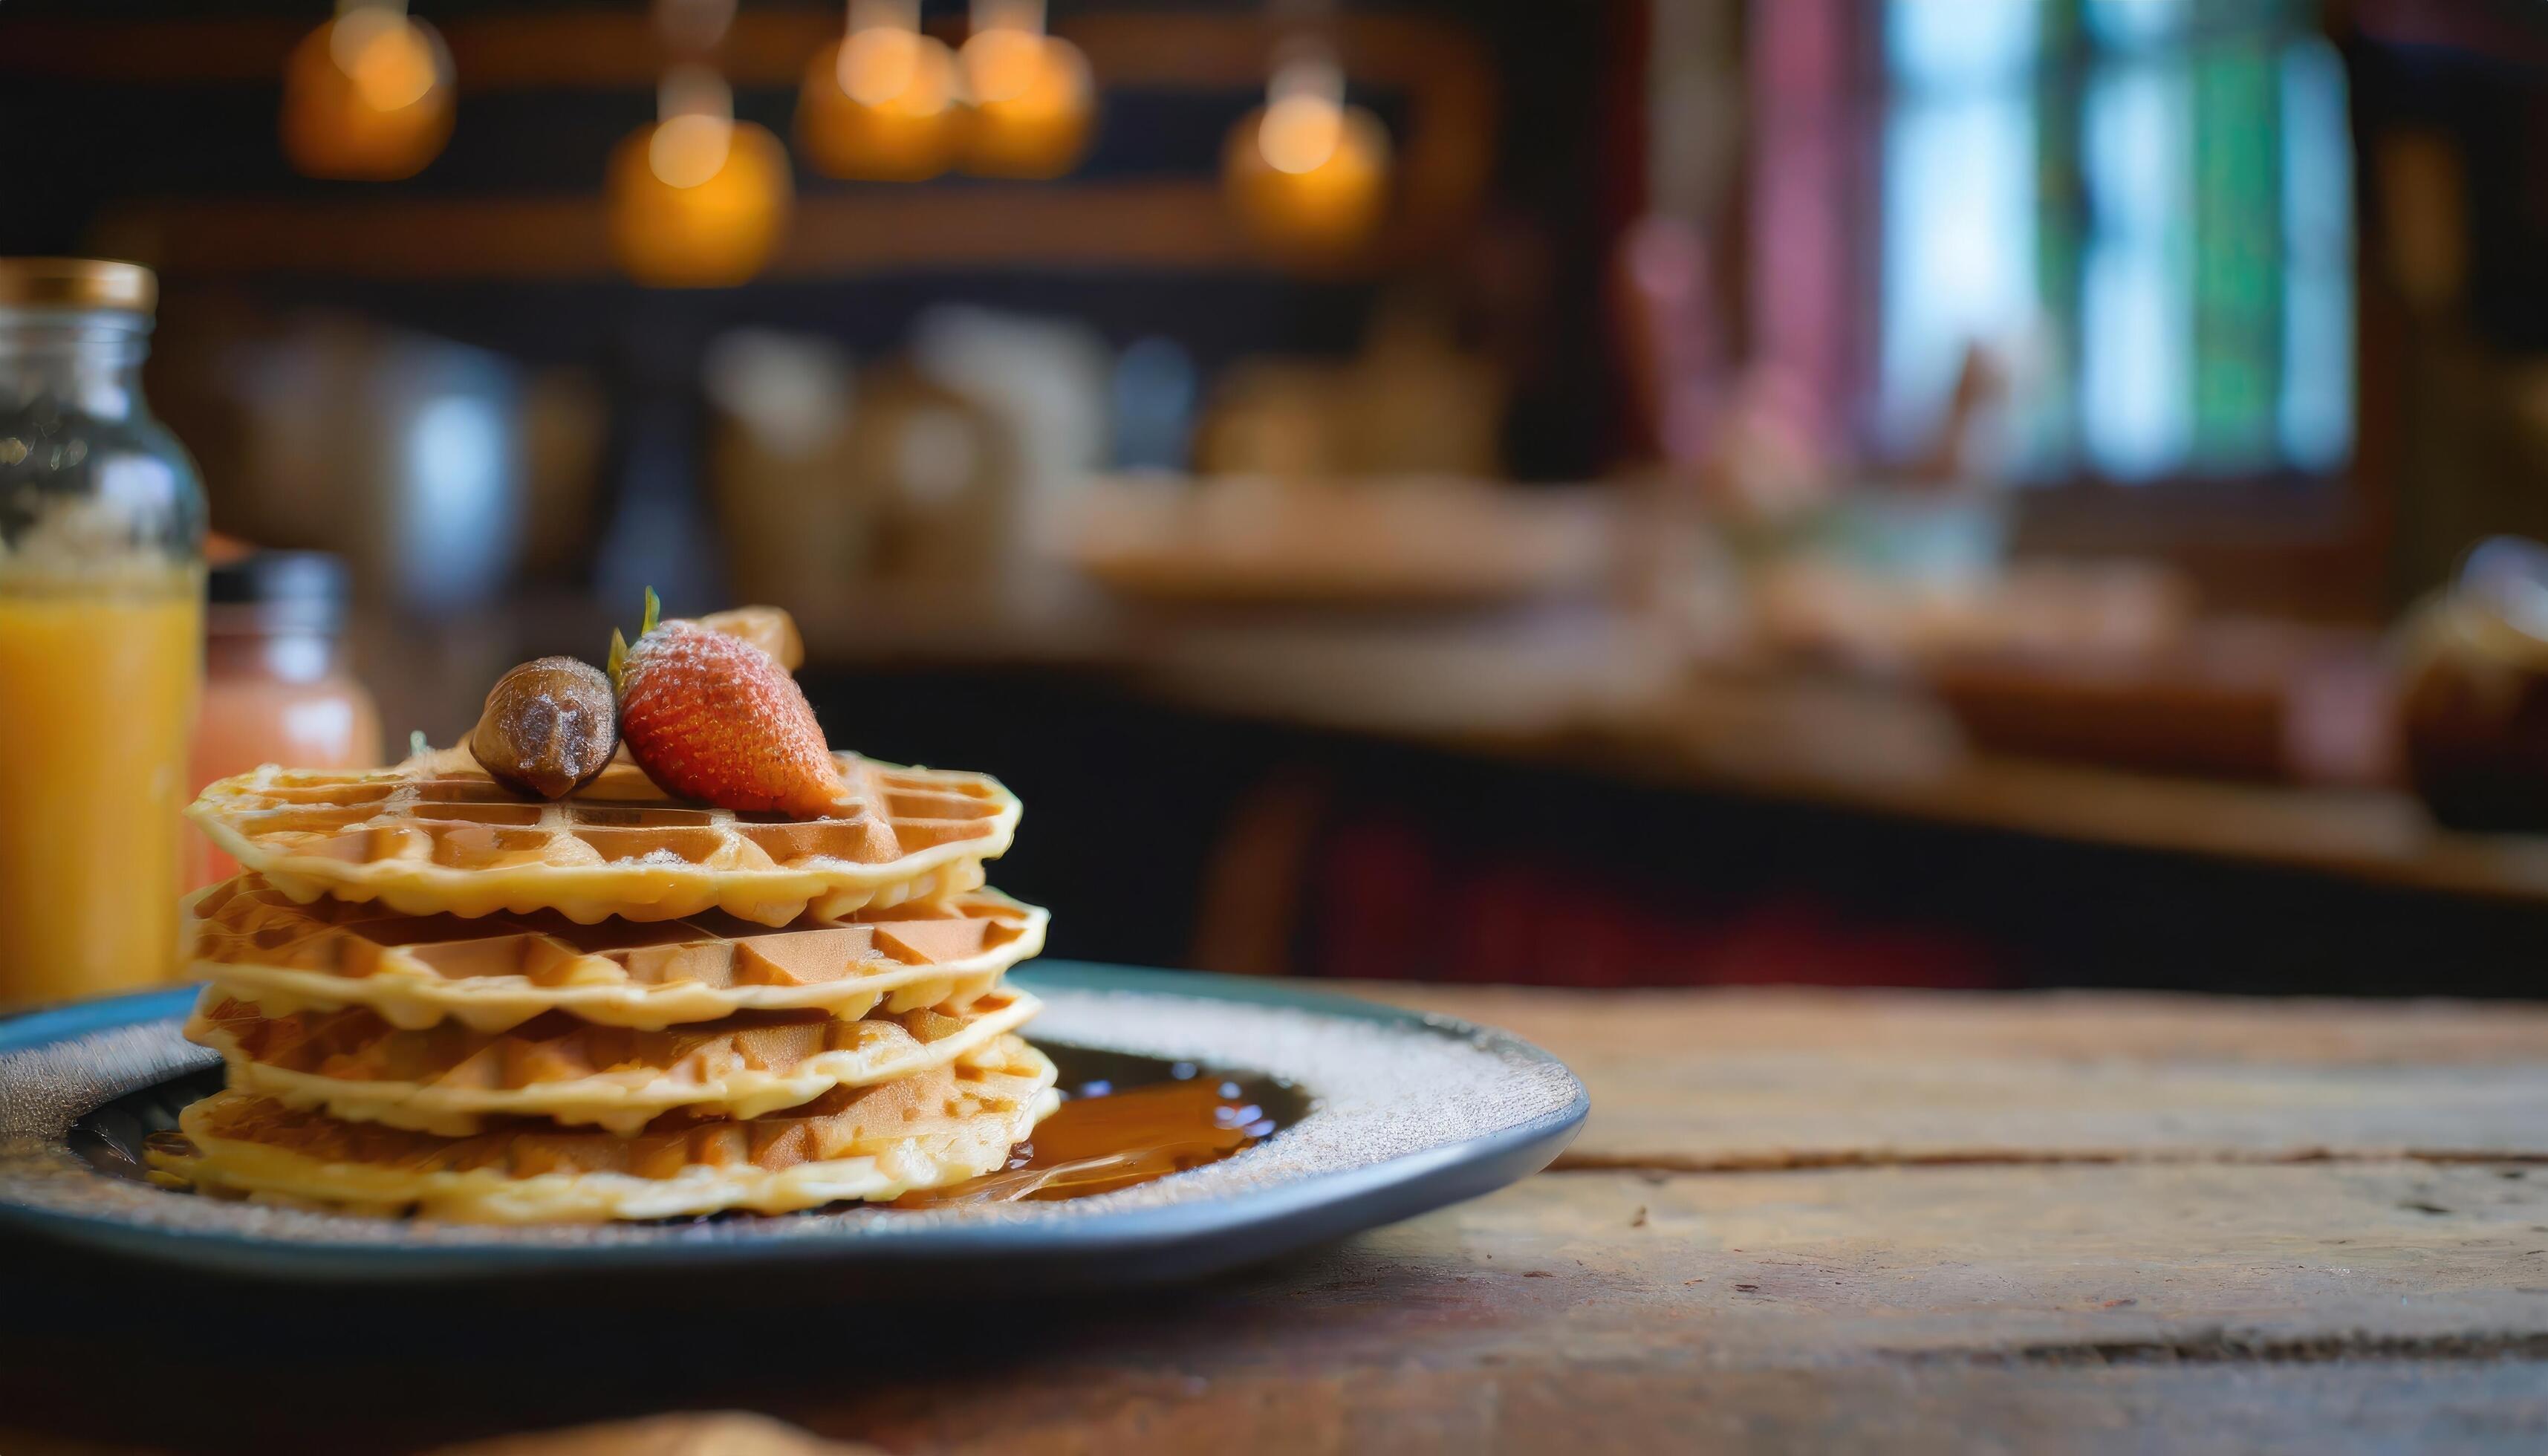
[0,258,157,314]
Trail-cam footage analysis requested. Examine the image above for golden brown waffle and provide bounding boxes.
[189,747,1021,926]
[186,875,1047,1033]
[186,985,1043,1136]
[150,1036,1059,1223]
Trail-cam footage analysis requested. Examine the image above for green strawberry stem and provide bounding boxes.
[605,586,662,692]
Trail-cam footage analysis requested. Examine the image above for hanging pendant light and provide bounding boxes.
[608,64,795,287]
[957,0,1095,180]
[796,0,963,181]
[1223,40,1391,265]
[281,0,455,180]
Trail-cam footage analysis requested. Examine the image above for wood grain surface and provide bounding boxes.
[1367,984,2548,1167]
[9,985,2548,1454]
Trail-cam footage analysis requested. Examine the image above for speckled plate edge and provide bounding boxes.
[0,963,1587,1288]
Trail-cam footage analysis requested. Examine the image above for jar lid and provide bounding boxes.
[208,550,350,634]
[0,259,157,315]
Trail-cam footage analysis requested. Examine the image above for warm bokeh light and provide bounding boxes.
[1223,53,1391,266]
[1258,93,1346,175]
[840,24,934,108]
[796,12,963,181]
[958,31,1093,179]
[279,1,454,181]
[609,68,793,287]
[331,5,438,112]
[958,25,1044,105]
[648,111,734,190]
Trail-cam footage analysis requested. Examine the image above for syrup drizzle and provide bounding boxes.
[895,1070,1281,1207]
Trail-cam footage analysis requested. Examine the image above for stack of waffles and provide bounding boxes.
[150,746,1059,1223]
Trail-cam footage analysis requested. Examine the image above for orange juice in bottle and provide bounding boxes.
[0,577,201,1006]
[0,260,206,1010]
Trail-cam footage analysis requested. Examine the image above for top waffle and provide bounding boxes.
[189,747,1020,926]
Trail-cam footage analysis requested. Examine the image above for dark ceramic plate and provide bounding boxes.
[0,963,1585,1293]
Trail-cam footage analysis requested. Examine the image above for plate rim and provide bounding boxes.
[0,963,1589,1281]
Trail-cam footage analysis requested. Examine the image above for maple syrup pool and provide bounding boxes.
[77,1045,1309,1218]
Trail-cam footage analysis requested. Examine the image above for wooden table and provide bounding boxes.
[10,984,2548,1454]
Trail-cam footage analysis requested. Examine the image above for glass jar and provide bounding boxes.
[190,550,382,888]
[2398,536,2548,831]
[0,259,205,1010]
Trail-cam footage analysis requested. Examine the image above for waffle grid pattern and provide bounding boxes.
[156,1039,1061,1221]
[189,749,1020,925]
[166,738,1052,1222]
[189,987,1044,1136]
[185,878,1047,1032]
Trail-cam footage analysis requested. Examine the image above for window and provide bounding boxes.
[1876,0,2353,484]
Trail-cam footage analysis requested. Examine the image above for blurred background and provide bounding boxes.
[10,0,2548,993]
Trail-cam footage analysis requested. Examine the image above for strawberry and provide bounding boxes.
[611,591,845,819]
[679,605,803,671]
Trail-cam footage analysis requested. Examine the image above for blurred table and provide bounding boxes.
[11,984,2548,1453]
[1177,654,2548,909]
[461,576,2548,911]
[1585,672,2548,906]
[776,588,2548,907]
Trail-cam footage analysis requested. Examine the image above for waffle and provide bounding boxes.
[189,747,1021,926]
[186,875,1047,1033]
[186,985,1043,1136]
[150,1037,1059,1222]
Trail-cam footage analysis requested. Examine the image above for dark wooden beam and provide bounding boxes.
[93,181,1258,279]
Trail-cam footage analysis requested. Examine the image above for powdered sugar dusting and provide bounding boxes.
[620,623,841,818]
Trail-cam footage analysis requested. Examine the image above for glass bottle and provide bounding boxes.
[0,259,206,1010]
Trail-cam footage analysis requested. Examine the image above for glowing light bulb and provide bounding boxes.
[797,1,963,180]
[840,24,926,108]
[649,112,733,188]
[1223,48,1392,267]
[649,65,736,188]
[331,6,438,111]
[611,66,793,287]
[281,0,454,181]
[958,25,1044,105]
[1258,94,1344,175]
[955,0,1093,180]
